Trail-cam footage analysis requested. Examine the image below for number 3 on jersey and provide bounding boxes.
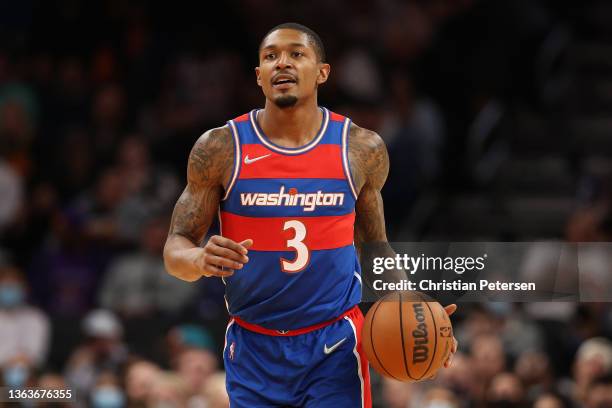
[280,220,310,273]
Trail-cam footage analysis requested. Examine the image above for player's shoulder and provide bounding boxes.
[188,125,234,184]
[193,125,233,152]
[348,122,387,155]
[347,122,389,191]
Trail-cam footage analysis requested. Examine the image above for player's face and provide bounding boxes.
[256,29,330,108]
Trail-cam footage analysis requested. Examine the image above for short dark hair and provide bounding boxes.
[260,23,326,63]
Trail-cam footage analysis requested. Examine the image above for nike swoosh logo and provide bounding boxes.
[324,337,347,355]
[244,154,271,164]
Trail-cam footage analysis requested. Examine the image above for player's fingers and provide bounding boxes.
[208,243,249,264]
[444,304,457,316]
[444,339,458,368]
[239,239,254,249]
[205,254,244,270]
[202,264,234,278]
[452,337,458,354]
[444,352,454,368]
[210,235,249,255]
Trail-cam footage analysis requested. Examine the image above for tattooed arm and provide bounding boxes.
[350,123,458,369]
[349,123,406,287]
[163,126,252,282]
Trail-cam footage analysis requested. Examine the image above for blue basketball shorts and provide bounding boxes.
[223,305,371,407]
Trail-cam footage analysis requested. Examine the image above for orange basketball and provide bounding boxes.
[362,291,454,381]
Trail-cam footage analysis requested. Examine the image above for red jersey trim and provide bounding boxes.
[330,111,345,122]
[233,113,249,122]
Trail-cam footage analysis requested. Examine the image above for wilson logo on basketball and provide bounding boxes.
[412,303,429,364]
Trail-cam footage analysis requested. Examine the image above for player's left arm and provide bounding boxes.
[348,123,404,287]
[349,123,457,368]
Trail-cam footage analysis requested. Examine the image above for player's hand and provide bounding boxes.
[423,303,459,380]
[197,235,253,278]
[443,304,458,369]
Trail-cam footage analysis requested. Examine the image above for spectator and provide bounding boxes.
[37,371,67,389]
[99,215,197,318]
[573,337,612,404]
[50,57,89,129]
[37,372,72,408]
[471,334,507,387]
[200,371,230,408]
[514,351,554,399]
[90,83,126,165]
[381,377,424,408]
[0,158,23,233]
[90,371,125,408]
[147,371,189,408]
[585,373,612,408]
[125,359,161,407]
[421,386,459,408]
[113,136,180,243]
[436,352,480,402]
[486,372,526,407]
[52,126,96,202]
[64,309,128,396]
[2,356,36,389]
[0,265,50,367]
[176,348,218,406]
[29,208,110,316]
[532,392,572,408]
[0,82,37,170]
[72,167,127,245]
[498,305,544,359]
[455,305,501,349]
[166,324,216,367]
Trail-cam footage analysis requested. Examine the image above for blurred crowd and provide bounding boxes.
[1,0,612,407]
[0,269,229,407]
[2,264,612,407]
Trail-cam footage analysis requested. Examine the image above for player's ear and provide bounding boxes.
[317,63,330,85]
[255,66,262,87]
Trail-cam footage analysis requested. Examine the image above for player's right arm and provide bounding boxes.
[163,126,251,282]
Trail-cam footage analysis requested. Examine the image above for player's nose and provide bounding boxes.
[276,52,293,70]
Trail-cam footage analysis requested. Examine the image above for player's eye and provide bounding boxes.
[265,53,276,60]
[292,51,303,58]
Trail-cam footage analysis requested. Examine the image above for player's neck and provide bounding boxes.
[259,101,322,148]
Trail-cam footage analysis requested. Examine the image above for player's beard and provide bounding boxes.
[274,94,298,108]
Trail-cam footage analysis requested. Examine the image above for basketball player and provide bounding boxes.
[164,23,457,407]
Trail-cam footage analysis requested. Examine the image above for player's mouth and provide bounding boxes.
[272,74,297,90]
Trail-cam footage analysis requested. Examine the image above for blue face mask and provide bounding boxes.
[91,386,125,408]
[0,284,25,308]
[3,365,29,388]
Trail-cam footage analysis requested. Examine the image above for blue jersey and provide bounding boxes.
[219,107,362,331]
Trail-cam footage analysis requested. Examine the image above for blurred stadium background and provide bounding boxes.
[1,0,612,407]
